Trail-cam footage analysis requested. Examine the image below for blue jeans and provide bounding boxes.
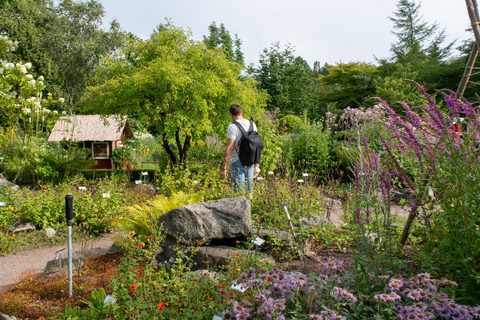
[230,160,254,193]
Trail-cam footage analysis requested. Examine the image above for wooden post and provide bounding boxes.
[456,0,480,99]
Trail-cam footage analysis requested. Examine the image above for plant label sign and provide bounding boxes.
[252,237,265,246]
[104,295,117,304]
[78,186,86,190]
[103,193,110,198]
[302,173,309,177]
[297,179,304,183]
[141,172,148,176]
[230,281,247,293]
[268,171,274,175]
[212,316,222,320]
[135,180,142,185]
[256,176,264,181]
[0,201,6,207]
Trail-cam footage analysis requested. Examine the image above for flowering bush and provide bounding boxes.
[350,86,480,303]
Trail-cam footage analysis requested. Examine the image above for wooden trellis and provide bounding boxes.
[456,0,480,100]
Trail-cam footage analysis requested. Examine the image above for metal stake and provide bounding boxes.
[280,202,296,239]
[65,194,74,298]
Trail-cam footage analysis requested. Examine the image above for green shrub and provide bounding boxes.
[281,122,331,177]
[279,115,303,133]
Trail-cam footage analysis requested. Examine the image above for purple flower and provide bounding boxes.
[333,287,358,303]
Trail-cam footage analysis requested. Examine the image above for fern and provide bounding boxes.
[113,191,204,246]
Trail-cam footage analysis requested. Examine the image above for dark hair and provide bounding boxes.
[230,104,243,116]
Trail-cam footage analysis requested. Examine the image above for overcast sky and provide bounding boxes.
[98,0,472,67]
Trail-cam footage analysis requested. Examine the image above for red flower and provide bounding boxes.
[229,292,235,298]
[157,302,166,310]
[130,284,136,291]
[221,291,225,295]
[5,246,9,250]
[42,187,45,191]
[40,317,44,320]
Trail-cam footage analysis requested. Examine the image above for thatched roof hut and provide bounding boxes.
[47,115,134,142]
[48,115,135,169]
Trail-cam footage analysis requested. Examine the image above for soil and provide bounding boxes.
[0,232,118,291]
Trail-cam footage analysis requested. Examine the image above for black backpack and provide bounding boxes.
[233,120,263,166]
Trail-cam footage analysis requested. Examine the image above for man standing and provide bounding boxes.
[220,104,259,199]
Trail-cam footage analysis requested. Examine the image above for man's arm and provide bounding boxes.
[220,138,235,179]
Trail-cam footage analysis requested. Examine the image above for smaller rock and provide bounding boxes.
[0,312,18,320]
[44,255,84,273]
[12,223,35,234]
[322,197,342,208]
[297,217,329,228]
[253,229,294,241]
[193,245,275,271]
[138,184,156,195]
[106,243,123,255]
[44,228,57,238]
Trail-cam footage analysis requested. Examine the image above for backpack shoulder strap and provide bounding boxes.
[248,120,254,132]
[233,121,246,134]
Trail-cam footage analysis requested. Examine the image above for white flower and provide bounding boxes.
[53,110,58,114]
[19,66,27,73]
[26,97,36,103]
[25,74,33,80]
[24,62,32,69]
[62,111,67,115]
[38,75,44,81]
[43,108,50,114]
[59,98,65,104]
[4,63,14,70]
[28,79,36,86]
[22,108,31,114]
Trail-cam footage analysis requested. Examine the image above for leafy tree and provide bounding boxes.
[317,62,378,111]
[248,42,317,117]
[380,0,459,92]
[85,24,267,166]
[46,0,125,107]
[0,0,124,107]
[203,22,244,65]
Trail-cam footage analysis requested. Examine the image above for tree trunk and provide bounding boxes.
[162,133,177,165]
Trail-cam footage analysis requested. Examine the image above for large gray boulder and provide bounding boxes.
[156,197,251,265]
[159,197,251,244]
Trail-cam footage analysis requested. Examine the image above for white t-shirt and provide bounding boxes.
[227,119,258,164]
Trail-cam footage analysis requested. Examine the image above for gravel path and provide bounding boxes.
[0,232,116,290]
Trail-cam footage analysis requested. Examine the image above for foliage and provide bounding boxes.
[248,42,317,116]
[203,21,244,65]
[379,0,459,94]
[359,87,480,303]
[280,122,331,177]
[0,136,96,184]
[0,0,125,106]
[113,191,204,240]
[85,23,267,166]
[0,175,149,234]
[279,114,303,133]
[317,62,379,111]
[258,108,283,172]
[186,135,224,164]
